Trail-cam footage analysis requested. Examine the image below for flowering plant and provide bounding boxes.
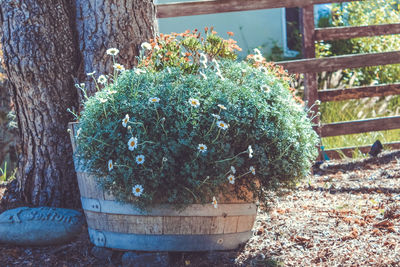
[73,30,318,209]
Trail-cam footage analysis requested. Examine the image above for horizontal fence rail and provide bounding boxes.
[315,23,400,41]
[156,0,359,18]
[318,83,400,102]
[321,116,400,137]
[278,51,400,74]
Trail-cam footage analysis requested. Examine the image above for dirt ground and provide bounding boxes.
[1,150,400,266]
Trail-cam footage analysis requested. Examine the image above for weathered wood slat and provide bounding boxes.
[323,142,400,159]
[321,116,400,137]
[301,5,320,129]
[85,210,253,235]
[156,0,359,18]
[315,23,400,41]
[318,83,400,102]
[76,172,104,200]
[278,51,400,74]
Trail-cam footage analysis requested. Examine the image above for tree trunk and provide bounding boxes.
[0,0,81,207]
[76,0,158,96]
[0,0,157,207]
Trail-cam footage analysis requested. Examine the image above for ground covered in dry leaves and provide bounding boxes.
[1,150,399,266]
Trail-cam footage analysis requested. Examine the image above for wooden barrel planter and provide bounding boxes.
[68,122,257,251]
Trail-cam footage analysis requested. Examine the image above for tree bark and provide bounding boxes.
[0,0,81,207]
[76,0,158,96]
[0,0,157,207]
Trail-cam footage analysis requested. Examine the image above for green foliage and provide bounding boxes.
[76,58,318,209]
[317,0,400,86]
[0,161,7,182]
[0,161,16,182]
[316,0,400,150]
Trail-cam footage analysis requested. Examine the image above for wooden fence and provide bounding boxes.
[156,0,400,159]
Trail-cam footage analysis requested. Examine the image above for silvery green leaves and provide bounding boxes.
[76,59,318,209]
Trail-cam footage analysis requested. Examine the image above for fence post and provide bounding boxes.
[300,5,321,160]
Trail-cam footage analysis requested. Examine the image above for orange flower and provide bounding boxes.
[212,30,217,34]
[185,52,192,57]
[227,31,234,36]
[204,27,208,32]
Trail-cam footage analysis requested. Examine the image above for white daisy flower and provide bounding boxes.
[248,145,254,158]
[212,196,218,208]
[216,70,225,80]
[227,174,235,184]
[106,48,119,56]
[113,63,125,72]
[141,42,152,50]
[250,166,256,175]
[200,53,207,68]
[231,166,236,174]
[212,58,220,69]
[134,68,146,75]
[216,120,229,130]
[261,85,270,93]
[254,54,264,63]
[79,83,85,88]
[217,104,227,110]
[122,114,129,127]
[211,114,220,120]
[97,75,107,84]
[199,71,207,80]
[253,48,262,55]
[136,155,145,165]
[132,184,143,197]
[108,160,113,171]
[149,97,160,103]
[200,53,207,63]
[189,98,200,108]
[198,144,207,153]
[128,137,138,151]
[258,66,268,73]
[87,71,96,76]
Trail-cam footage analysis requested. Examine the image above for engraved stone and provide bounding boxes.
[0,207,83,246]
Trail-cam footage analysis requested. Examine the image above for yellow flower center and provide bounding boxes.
[220,123,225,127]
[138,158,143,162]
[136,188,141,193]
[152,99,157,102]
[130,141,136,146]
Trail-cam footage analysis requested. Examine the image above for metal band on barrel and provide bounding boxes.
[88,228,252,251]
